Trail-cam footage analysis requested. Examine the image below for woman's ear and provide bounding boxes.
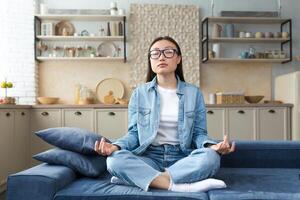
[177,55,182,64]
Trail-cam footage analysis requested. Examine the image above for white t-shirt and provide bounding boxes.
[152,85,180,146]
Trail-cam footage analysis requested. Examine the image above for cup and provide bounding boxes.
[212,43,221,58]
[40,3,48,15]
[209,93,216,104]
[225,24,234,38]
[240,51,249,59]
[273,32,281,38]
[255,32,263,38]
[282,32,289,38]
[245,32,252,38]
[265,32,273,38]
[239,31,246,38]
[212,24,222,38]
[118,8,125,15]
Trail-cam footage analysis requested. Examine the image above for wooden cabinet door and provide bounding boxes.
[228,108,256,140]
[62,109,94,132]
[14,109,30,172]
[30,109,62,165]
[0,110,14,182]
[95,109,127,140]
[258,107,288,140]
[206,108,226,140]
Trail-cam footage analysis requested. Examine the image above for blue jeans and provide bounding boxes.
[107,144,221,191]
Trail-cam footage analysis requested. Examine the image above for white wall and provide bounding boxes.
[0,0,37,104]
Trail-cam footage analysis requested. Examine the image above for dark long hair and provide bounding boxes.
[146,36,185,82]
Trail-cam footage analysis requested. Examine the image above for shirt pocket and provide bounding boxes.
[184,110,195,131]
[138,107,151,127]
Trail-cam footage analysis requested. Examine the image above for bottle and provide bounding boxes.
[74,84,81,104]
[107,22,111,36]
[118,22,123,36]
[110,2,118,15]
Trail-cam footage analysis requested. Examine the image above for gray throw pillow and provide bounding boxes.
[33,148,106,177]
[35,127,110,155]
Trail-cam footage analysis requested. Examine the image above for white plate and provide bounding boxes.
[96,78,124,103]
[97,42,117,57]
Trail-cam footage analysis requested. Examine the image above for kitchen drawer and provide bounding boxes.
[63,109,94,132]
[95,109,127,140]
[258,107,288,140]
[206,108,225,140]
[30,109,62,165]
[227,108,256,140]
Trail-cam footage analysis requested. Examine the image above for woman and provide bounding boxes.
[94,36,235,192]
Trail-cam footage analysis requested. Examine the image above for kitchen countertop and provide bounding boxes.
[0,103,293,109]
[206,103,293,108]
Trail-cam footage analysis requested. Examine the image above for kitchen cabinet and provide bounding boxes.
[258,107,289,140]
[63,109,94,132]
[201,17,292,63]
[95,109,128,140]
[13,110,30,172]
[206,105,291,141]
[34,14,127,62]
[30,109,62,165]
[0,108,30,188]
[206,108,226,140]
[0,110,14,183]
[227,108,256,140]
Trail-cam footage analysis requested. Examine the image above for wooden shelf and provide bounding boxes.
[35,14,125,21]
[205,37,290,43]
[204,58,290,63]
[37,57,124,61]
[203,17,290,24]
[36,35,124,41]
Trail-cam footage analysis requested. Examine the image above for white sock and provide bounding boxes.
[169,178,226,192]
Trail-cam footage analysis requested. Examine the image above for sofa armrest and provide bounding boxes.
[7,163,76,200]
[221,141,300,168]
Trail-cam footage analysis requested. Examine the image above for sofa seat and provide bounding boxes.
[54,172,209,200]
[210,168,300,200]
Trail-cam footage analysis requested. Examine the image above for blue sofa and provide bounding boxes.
[7,141,300,200]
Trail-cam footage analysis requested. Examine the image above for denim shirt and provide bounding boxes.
[113,76,216,155]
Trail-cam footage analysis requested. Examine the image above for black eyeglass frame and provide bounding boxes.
[149,48,179,59]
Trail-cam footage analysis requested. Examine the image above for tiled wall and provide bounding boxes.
[0,0,37,104]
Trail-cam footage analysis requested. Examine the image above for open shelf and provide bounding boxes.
[37,57,124,61]
[203,17,290,24]
[204,37,291,43]
[204,58,290,63]
[36,35,124,41]
[35,14,125,21]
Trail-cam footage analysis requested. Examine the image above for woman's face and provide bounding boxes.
[149,39,181,76]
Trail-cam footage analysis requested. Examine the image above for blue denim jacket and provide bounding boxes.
[113,76,216,155]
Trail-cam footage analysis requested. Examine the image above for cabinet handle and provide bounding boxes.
[238,110,245,114]
[75,111,82,116]
[21,112,25,116]
[207,110,214,114]
[268,109,276,114]
[108,112,116,116]
[6,112,10,117]
[41,112,49,116]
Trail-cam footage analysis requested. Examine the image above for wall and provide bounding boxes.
[39,0,300,104]
[0,0,37,104]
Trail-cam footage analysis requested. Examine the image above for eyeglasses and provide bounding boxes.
[149,49,178,59]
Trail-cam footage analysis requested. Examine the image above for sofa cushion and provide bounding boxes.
[36,127,110,155]
[209,168,300,200]
[221,141,300,168]
[54,172,209,200]
[33,148,107,177]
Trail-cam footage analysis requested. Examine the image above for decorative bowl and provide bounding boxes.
[244,95,264,104]
[37,97,59,104]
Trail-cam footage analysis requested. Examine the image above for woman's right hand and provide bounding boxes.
[94,137,119,156]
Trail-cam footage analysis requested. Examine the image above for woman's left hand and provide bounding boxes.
[210,135,235,155]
